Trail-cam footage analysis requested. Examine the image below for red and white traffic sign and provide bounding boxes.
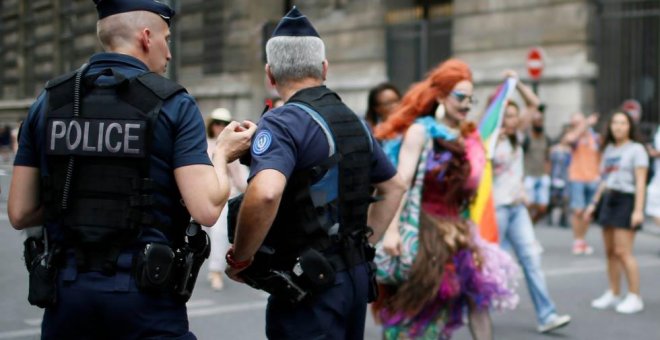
[621,99,642,121]
[527,47,545,81]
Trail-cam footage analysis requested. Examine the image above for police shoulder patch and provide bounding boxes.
[252,130,273,155]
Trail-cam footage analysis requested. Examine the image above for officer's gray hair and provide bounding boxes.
[97,11,162,51]
[266,36,326,84]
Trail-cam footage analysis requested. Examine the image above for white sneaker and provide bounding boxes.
[537,314,571,333]
[591,290,621,309]
[615,293,644,314]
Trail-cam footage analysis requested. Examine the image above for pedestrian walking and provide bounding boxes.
[548,128,572,227]
[224,8,406,339]
[204,108,248,291]
[587,111,648,314]
[523,108,552,225]
[493,71,571,334]
[372,59,519,339]
[564,112,601,255]
[8,1,255,338]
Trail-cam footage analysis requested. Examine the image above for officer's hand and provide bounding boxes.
[215,121,257,162]
[382,229,402,256]
[225,266,246,283]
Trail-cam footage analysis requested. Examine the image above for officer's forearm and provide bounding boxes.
[367,174,406,244]
[211,150,231,206]
[232,170,285,261]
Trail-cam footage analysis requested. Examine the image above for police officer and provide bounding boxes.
[225,7,406,339]
[8,0,255,338]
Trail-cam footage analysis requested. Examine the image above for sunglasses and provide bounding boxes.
[450,91,478,105]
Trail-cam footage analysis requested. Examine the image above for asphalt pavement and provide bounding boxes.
[0,162,659,339]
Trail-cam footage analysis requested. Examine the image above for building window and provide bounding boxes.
[385,0,453,92]
[595,0,660,133]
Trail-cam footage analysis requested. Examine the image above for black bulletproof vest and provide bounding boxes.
[42,68,188,273]
[264,86,373,264]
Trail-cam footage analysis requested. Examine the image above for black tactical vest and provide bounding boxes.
[42,67,187,273]
[264,86,374,265]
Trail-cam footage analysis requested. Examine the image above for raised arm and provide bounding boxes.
[503,70,541,130]
[563,113,598,145]
[175,121,256,226]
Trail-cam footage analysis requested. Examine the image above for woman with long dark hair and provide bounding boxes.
[365,83,401,131]
[587,111,648,314]
[372,59,518,339]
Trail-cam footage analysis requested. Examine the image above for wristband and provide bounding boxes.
[225,247,252,270]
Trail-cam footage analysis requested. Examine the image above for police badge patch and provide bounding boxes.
[252,130,272,155]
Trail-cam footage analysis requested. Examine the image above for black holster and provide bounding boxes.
[133,221,210,303]
[363,243,379,303]
[240,246,312,304]
[23,237,58,309]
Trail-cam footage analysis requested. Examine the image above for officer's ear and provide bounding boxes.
[265,64,276,87]
[139,28,152,53]
[321,60,328,81]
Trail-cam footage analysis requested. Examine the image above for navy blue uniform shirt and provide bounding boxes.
[15,53,210,291]
[249,88,396,183]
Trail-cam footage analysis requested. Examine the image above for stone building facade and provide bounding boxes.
[0,0,658,138]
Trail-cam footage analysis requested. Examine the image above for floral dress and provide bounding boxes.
[374,117,519,339]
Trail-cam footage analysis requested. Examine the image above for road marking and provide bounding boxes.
[188,300,267,317]
[186,299,215,308]
[0,328,40,339]
[22,318,41,327]
[546,257,660,277]
[0,300,268,339]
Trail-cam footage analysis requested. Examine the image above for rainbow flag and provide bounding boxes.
[469,78,517,243]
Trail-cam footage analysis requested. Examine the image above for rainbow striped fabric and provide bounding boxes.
[469,77,518,243]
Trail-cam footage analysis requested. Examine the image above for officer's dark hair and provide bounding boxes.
[96,11,163,51]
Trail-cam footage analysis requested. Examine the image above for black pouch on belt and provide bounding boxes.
[134,243,175,292]
[24,237,58,308]
[294,248,336,292]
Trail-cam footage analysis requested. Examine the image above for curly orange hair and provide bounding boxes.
[375,59,473,140]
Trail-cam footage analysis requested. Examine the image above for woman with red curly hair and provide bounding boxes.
[372,59,519,339]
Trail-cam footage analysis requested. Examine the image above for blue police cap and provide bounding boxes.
[93,0,175,26]
[271,7,320,38]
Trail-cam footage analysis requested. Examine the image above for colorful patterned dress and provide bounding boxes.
[374,117,519,339]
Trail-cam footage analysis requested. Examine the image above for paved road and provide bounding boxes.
[1,164,659,339]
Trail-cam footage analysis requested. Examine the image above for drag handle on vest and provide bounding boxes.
[173,221,211,302]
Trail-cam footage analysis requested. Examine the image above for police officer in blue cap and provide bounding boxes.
[226,7,406,339]
[8,0,256,338]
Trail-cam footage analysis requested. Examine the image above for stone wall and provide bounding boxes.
[454,0,597,137]
[184,0,389,122]
[0,0,600,135]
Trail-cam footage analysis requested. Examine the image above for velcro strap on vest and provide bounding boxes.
[130,195,155,207]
